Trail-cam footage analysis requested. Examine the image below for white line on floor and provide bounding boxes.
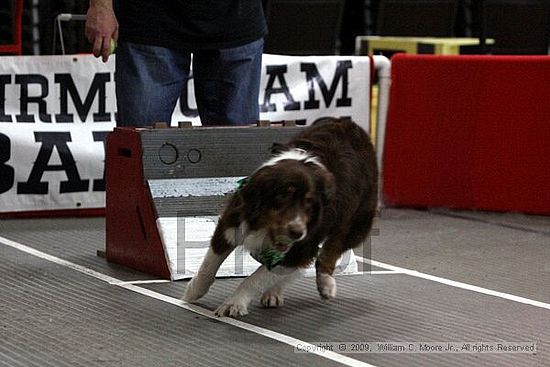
[0,235,377,367]
[368,270,404,275]
[110,279,172,285]
[356,256,550,311]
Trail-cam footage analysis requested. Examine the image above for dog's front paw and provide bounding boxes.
[183,276,210,302]
[261,287,285,308]
[214,297,249,318]
[317,273,337,300]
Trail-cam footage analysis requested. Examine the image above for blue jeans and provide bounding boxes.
[115,39,264,127]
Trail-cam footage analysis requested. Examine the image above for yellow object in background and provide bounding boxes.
[356,36,495,56]
[109,39,117,55]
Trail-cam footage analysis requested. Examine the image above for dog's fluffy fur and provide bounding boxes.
[184,118,378,317]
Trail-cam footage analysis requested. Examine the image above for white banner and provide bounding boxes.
[0,54,371,214]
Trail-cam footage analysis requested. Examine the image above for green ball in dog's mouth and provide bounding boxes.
[259,248,286,270]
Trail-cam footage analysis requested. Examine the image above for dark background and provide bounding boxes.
[1,0,549,56]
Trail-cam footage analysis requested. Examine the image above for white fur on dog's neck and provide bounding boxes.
[224,221,269,254]
[261,148,326,171]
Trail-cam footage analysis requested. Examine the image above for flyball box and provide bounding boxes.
[105,123,306,279]
[105,123,360,280]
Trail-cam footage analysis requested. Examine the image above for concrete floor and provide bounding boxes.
[0,208,549,367]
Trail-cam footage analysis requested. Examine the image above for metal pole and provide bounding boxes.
[477,0,487,53]
[52,14,86,55]
[31,0,40,54]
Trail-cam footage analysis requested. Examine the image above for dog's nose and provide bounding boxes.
[287,216,307,241]
[288,227,305,240]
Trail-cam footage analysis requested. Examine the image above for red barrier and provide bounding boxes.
[383,54,550,215]
[0,0,23,55]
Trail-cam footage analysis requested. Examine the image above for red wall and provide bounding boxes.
[383,54,550,215]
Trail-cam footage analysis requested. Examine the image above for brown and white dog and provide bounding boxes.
[183,118,378,317]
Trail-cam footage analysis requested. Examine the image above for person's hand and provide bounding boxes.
[85,0,118,63]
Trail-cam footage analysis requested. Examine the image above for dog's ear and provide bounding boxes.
[270,143,287,155]
[239,170,271,226]
[314,168,335,204]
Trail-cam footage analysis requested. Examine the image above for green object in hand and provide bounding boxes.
[259,248,285,270]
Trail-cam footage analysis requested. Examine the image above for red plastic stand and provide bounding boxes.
[106,128,171,278]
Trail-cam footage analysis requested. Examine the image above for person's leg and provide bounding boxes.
[115,42,191,127]
[192,38,264,126]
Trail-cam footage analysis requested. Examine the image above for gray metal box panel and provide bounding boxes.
[140,126,303,180]
[140,126,303,217]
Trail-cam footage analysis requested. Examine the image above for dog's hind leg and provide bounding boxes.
[316,210,376,300]
[315,237,345,300]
